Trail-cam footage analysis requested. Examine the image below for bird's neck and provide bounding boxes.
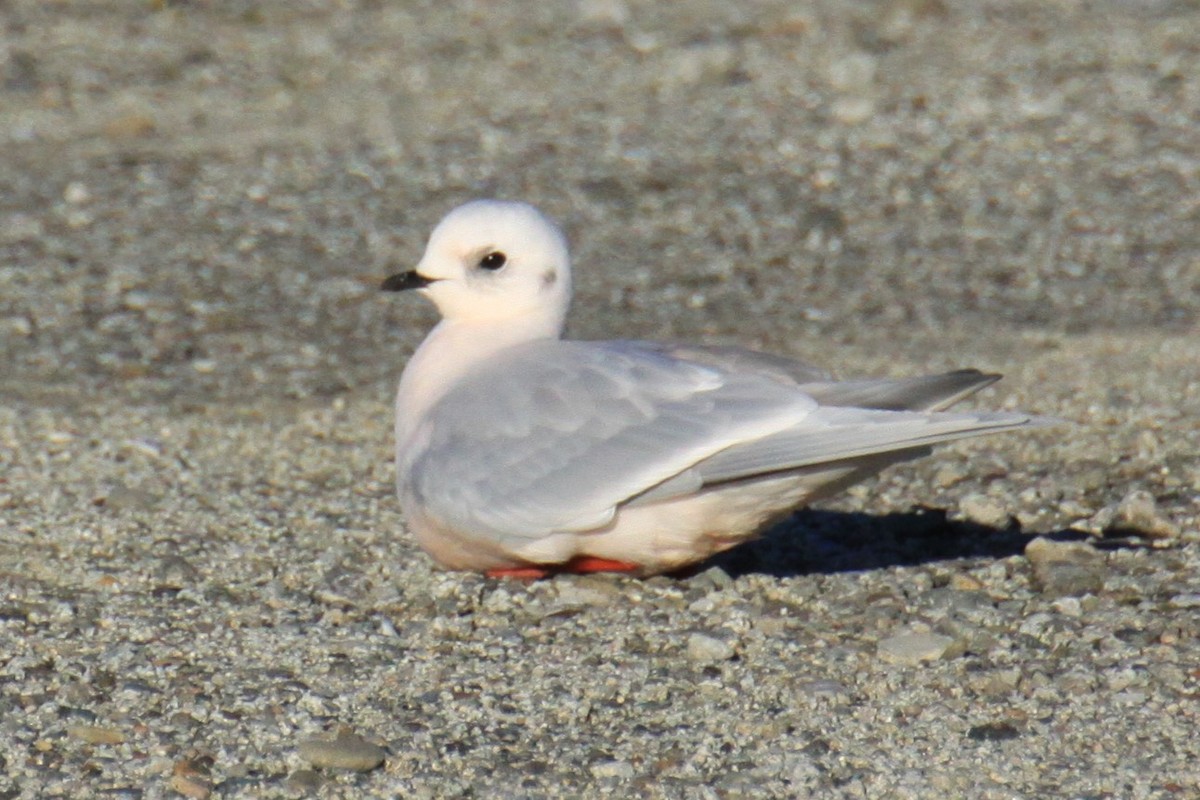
[395,310,564,452]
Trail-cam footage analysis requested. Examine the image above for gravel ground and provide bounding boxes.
[2,1,1199,798]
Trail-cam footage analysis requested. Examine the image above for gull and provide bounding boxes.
[381,200,1044,578]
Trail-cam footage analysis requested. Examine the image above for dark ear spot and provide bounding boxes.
[541,269,557,288]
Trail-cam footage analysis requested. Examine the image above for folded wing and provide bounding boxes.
[408,340,817,542]
[409,339,1037,545]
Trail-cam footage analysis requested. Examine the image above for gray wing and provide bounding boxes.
[625,341,831,384]
[798,369,1001,412]
[624,342,1001,412]
[603,352,1033,505]
[627,405,1038,505]
[409,340,818,541]
[687,406,1037,487]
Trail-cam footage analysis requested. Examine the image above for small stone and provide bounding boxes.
[3,316,33,337]
[959,494,1012,528]
[63,181,90,205]
[4,51,40,92]
[169,774,212,799]
[967,721,1021,741]
[103,484,160,513]
[122,291,154,311]
[284,769,326,794]
[172,756,213,786]
[659,42,736,89]
[877,631,960,665]
[879,0,948,43]
[1106,489,1181,540]
[64,208,93,229]
[590,759,635,779]
[1051,597,1083,617]
[831,96,875,125]
[155,555,200,588]
[827,53,877,91]
[104,112,156,139]
[795,679,848,698]
[948,573,984,591]
[2,213,44,244]
[687,632,736,663]
[67,725,125,745]
[933,464,969,489]
[171,758,213,796]
[574,0,630,28]
[1167,593,1200,609]
[968,668,1021,696]
[553,577,621,609]
[1024,537,1105,597]
[690,565,735,591]
[298,729,385,772]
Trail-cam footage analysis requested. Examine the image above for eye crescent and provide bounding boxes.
[479,251,507,271]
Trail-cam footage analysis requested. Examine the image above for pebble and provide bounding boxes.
[967,722,1021,741]
[1051,597,1083,617]
[831,96,876,125]
[959,493,1012,528]
[67,724,125,745]
[4,50,39,92]
[574,0,630,28]
[827,53,878,91]
[103,484,161,513]
[284,769,326,794]
[690,565,735,591]
[0,213,43,243]
[1024,537,1106,596]
[63,181,90,205]
[553,577,622,609]
[1107,489,1181,541]
[948,573,985,591]
[103,112,156,139]
[169,774,212,799]
[796,679,849,698]
[933,463,969,489]
[298,730,386,772]
[877,631,961,665]
[590,759,635,779]
[687,632,736,663]
[1167,593,1200,609]
[3,315,33,337]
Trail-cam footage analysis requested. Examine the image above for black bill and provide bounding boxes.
[381,271,436,292]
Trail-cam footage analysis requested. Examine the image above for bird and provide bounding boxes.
[381,199,1046,579]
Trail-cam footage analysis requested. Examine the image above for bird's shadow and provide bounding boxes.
[705,506,1068,579]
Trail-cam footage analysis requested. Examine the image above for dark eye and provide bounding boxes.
[479,251,507,271]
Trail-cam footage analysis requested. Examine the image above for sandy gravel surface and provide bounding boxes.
[2,1,1198,798]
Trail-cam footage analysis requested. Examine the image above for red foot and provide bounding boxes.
[562,556,640,574]
[485,556,641,580]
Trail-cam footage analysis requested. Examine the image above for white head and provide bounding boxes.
[383,200,572,333]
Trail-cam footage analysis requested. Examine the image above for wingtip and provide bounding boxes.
[1023,414,1070,428]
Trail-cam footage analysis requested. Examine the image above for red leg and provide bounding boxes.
[561,556,641,574]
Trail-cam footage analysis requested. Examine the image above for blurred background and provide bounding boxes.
[2,0,1196,407]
